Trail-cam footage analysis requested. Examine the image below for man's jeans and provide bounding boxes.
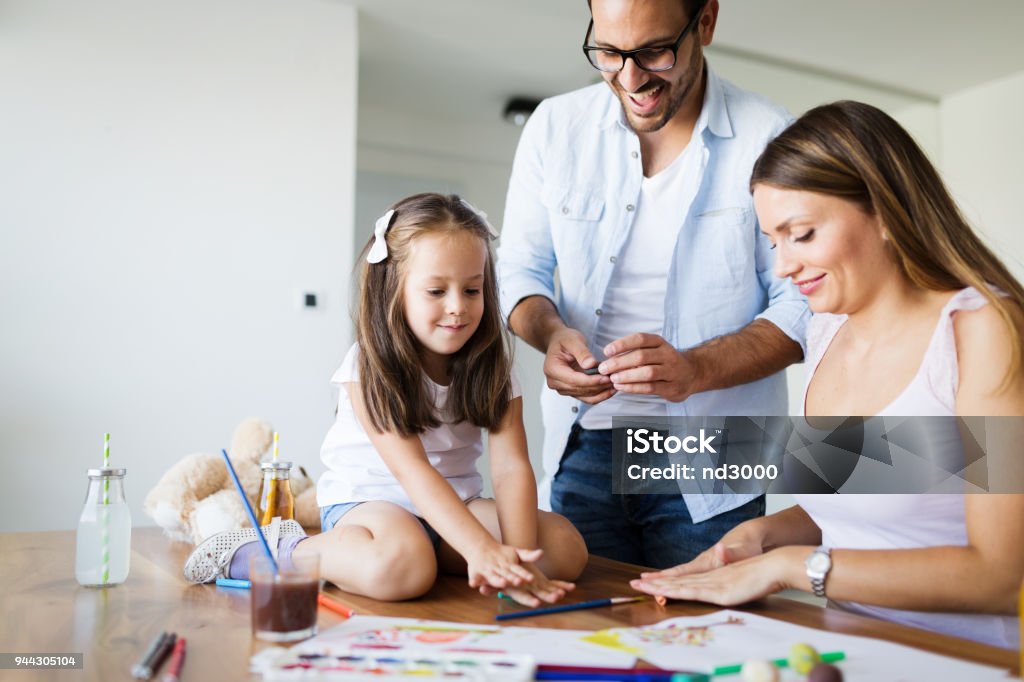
[550,425,766,569]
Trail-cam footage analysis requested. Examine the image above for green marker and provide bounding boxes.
[712,651,845,676]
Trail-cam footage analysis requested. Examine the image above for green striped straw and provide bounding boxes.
[101,433,110,585]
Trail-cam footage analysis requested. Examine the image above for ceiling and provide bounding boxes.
[347,0,1024,126]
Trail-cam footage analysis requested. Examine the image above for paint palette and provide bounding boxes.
[251,647,535,681]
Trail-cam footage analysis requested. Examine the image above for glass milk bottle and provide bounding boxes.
[75,468,131,586]
[257,461,295,525]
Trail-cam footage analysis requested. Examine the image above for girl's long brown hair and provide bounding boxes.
[355,193,512,436]
[751,100,1024,380]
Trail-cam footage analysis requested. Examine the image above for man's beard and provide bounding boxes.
[613,48,702,134]
[616,77,687,134]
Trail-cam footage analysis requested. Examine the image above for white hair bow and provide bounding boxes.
[460,199,499,238]
[366,209,395,264]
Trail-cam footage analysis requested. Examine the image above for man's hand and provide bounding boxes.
[544,328,615,405]
[599,333,700,402]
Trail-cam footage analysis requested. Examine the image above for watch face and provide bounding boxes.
[808,552,830,573]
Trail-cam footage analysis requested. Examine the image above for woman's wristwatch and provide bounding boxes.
[805,546,832,598]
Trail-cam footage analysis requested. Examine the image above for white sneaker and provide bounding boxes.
[182,519,305,584]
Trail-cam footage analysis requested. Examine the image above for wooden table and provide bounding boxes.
[1,529,1018,681]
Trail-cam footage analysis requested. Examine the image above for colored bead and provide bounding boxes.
[740,659,779,682]
[788,642,821,675]
[807,662,844,682]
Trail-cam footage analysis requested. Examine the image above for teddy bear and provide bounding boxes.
[145,417,320,544]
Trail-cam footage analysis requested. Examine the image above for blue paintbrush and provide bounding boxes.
[495,595,646,621]
[220,448,277,573]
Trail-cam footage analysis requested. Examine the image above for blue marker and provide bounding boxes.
[537,672,708,682]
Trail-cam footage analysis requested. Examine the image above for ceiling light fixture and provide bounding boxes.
[503,97,541,126]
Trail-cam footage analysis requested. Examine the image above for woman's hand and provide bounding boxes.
[479,562,576,607]
[465,541,541,591]
[630,549,796,606]
[638,521,766,582]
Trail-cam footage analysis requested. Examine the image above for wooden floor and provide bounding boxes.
[0,528,1018,681]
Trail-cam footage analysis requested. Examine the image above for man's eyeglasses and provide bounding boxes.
[582,2,706,73]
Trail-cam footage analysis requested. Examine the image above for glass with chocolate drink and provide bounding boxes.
[250,551,319,642]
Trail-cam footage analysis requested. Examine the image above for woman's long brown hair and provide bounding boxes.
[751,100,1024,381]
[355,193,512,436]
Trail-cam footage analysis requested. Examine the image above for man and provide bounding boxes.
[497,0,809,568]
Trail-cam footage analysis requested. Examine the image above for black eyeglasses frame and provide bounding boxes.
[582,2,707,73]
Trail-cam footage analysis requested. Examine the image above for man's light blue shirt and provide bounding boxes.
[498,66,810,522]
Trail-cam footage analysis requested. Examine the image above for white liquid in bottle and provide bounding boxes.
[75,468,132,586]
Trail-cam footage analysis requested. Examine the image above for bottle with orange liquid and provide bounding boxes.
[257,461,295,525]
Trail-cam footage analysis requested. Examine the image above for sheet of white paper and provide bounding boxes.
[286,615,638,668]
[582,610,1011,681]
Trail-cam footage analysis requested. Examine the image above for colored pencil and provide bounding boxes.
[712,651,845,675]
[215,577,251,589]
[221,448,277,573]
[160,637,187,682]
[495,595,646,621]
[318,592,355,618]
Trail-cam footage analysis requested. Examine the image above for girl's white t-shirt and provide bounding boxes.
[317,343,521,517]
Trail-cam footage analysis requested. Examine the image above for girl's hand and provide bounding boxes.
[465,542,541,591]
[479,563,576,607]
[630,550,790,606]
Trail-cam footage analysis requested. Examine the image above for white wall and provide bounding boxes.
[356,104,522,248]
[940,70,1024,283]
[0,0,358,531]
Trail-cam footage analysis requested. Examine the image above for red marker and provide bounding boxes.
[160,637,186,682]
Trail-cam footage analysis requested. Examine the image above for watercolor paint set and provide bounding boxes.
[251,647,535,681]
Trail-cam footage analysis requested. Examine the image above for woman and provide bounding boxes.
[630,101,1023,649]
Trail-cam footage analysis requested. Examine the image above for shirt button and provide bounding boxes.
[631,151,639,159]
[595,308,603,316]
[626,204,635,212]
[610,256,617,263]
[571,406,579,413]
[561,206,569,215]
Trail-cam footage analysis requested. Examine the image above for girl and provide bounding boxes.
[630,102,1023,648]
[185,193,587,606]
